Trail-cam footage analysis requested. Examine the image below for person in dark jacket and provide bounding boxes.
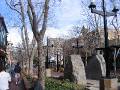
[14,62,21,85]
[14,62,21,73]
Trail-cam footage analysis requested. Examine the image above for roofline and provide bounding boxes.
[0,16,8,33]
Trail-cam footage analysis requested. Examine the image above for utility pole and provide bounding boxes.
[72,38,83,54]
[56,51,59,72]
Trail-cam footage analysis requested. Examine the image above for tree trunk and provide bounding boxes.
[30,45,37,74]
[19,0,31,74]
[37,39,45,90]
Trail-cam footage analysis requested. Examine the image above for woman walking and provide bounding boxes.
[0,64,11,90]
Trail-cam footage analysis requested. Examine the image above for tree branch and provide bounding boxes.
[5,0,21,15]
[37,9,44,25]
[27,5,33,27]
[28,0,39,39]
[40,0,50,38]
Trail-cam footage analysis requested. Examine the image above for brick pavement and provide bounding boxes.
[86,79,120,90]
[9,76,26,90]
[9,77,19,90]
[86,80,99,90]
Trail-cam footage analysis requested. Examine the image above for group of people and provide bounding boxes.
[0,62,21,90]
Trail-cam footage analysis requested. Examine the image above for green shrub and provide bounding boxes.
[45,78,85,90]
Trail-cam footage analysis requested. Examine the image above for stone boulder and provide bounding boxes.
[64,55,86,85]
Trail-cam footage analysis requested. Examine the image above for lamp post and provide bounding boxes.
[46,37,49,68]
[56,51,59,72]
[72,38,83,54]
[89,0,119,77]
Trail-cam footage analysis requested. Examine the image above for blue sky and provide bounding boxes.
[0,0,86,45]
[0,1,19,26]
[0,0,84,28]
[55,0,83,28]
[0,0,21,45]
[0,0,119,45]
[0,0,119,28]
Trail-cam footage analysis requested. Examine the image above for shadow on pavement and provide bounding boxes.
[118,86,120,90]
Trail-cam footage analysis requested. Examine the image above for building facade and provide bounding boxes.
[44,38,65,68]
[6,42,14,65]
[0,16,8,66]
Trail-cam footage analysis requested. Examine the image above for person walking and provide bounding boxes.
[14,62,21,85]
[10,62,26,90]
[0,64,11,90]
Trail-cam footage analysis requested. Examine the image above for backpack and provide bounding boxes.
[14,65,21,73]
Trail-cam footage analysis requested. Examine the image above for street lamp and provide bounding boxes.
[72,38,83,54]
[56,51,59,72]
[89,0,119,77]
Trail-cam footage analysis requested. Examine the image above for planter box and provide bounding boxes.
[23,77,32,89]
[100,78,118,90]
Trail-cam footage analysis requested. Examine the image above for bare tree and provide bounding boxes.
[111,16,120,45]
[69,26,81,38]
[27,0,50,89]
[5,0,56,89]
[5,0,34,74]
[80,0,103,47]
[110,0,120,45]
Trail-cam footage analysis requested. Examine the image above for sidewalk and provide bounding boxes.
[51,71,64,78]
[9,76,26,90]
[9,77,19,90]
[86,79,120,90]
[86,80,99,90]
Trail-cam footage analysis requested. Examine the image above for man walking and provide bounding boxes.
[14,62,21,85]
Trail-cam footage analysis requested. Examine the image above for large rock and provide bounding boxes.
[86,50,106,80]
[64,55,86,85]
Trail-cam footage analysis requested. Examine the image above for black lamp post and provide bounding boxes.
[46,37,49,68]
[72,38,83,54]
[56,51,59,72]
[89,0,119,77]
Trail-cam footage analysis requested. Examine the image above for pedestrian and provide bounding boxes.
[14,62,21,85]
[10,63,15,77]
[0,64,11,90]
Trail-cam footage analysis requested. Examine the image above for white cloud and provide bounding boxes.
[7,25,74,46]
[45,27,69,38]
[55,0,83,27]
[6,0,85,46]
[7,27,22,46]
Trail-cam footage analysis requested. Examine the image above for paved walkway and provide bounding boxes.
[86,79,120,90]
[9,77,19,90]
[9,76,26,90]
[86,80,99,90]
[51,71,64,78]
